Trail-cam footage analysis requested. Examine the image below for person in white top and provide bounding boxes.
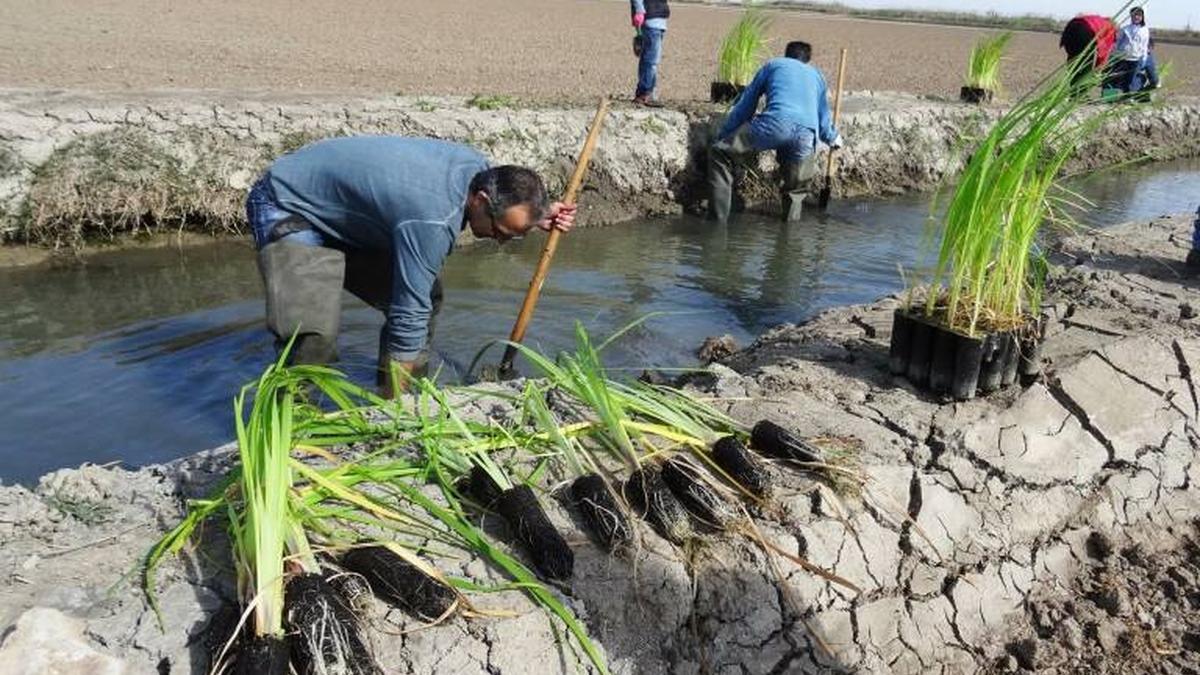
[1114,6,1151,92]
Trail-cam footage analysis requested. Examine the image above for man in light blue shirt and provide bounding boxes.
[246,136,574,395]
[631,0,669,107]
[708,41,844,223]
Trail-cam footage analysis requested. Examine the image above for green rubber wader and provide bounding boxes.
[257,240,346,365]
[779,155,819,222]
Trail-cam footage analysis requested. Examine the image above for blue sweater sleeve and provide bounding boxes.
[718,65,768,140]
[631,0,645,14]
[384,220,452,360]
[816,73,837,144]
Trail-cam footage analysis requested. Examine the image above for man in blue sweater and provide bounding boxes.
[631,0,669,107]
[708,41,844,223]
[247,136,575,395]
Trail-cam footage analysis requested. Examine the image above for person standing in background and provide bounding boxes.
[1113,6,1151,92]
[1138,37,1160,92]
[631,0,669,107]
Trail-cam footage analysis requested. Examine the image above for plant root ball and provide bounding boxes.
[570,473,633,551]
[496,485,575,580]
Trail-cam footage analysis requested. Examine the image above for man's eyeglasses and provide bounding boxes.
[489,210,526,242]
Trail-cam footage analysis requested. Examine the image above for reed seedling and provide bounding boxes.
[410,377,575,581]
[964,32,1012,94]
[717,7,773,87]
[525,381,636,551]
[223,354,299,674]
[918,49,1133,337]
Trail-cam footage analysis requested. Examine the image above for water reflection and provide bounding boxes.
[1,159,1197,482]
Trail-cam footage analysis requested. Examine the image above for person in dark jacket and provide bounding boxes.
[707,41,843,223]
[246,136,575,396]
[631,0,669,107]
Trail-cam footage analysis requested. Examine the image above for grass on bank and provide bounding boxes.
[22,128,249,249]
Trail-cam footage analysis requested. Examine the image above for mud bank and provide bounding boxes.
[1,213,1197,674]
[2,88,1199,250]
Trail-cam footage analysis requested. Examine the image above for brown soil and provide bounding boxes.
[1,0,1197,99]
[992,523,1200,674]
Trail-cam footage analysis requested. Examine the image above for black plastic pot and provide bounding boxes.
[888,309,1040,401]
[928,327,958,394]
[951,333,986,400]
[1018,316,1046,385]
[711,81,745,103]
[1000,332,1021,387]
[977,333,1008,394]
[960,86,993,103]
[888,311,914,375]
[906,319,933,387]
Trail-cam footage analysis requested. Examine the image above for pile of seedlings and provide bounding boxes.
[892,42,1134,400]
[711,6,772,103]
[960,32,1012,103]
[144,325,872,675]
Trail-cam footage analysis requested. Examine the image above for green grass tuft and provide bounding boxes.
[466,94,518,111]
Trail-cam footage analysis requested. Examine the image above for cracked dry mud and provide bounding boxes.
[1,214,1198,674]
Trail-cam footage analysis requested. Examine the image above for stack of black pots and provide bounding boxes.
[888,309,1044,400]
[959,86,994,104]
[711,82,746,103]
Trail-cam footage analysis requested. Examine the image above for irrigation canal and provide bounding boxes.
[2,159,1198,482]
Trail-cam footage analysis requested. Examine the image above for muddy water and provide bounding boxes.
[2,159,1198,483]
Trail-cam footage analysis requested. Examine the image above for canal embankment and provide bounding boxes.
[2,88,1199,258]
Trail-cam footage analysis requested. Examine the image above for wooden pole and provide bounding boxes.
[818,48,849,208]
[498,99,610,376]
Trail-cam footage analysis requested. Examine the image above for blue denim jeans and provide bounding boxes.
[745,116,817,165]
[636,27,665,97]
[1138,52,1159,90]
[246,176,324,249]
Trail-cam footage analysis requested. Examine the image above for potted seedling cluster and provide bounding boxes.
[892,55,1130,400]
[711,7,772,103]
[146,323,872,675]
[961,32,1011,103]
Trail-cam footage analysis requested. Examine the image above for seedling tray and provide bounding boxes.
[888,309,1043,400]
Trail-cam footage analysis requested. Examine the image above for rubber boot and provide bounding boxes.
[707,126,757,223]
[1187,249,1200,277]
[257,240,346,365]
[779,157,818,222]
